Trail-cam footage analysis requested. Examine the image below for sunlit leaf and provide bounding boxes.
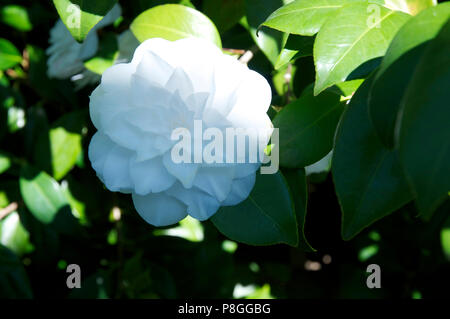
[130,4,221,48]
[19,166,71,224]
[313,3,410,95]
[0,38,21,70]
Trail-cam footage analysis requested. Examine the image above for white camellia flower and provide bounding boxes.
[46,4,122,85]
[88,37,273,226]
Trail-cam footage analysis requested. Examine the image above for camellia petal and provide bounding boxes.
[130,156,176,195]
[222,173,256,206]
[132,192,187,226]
[165,183,221,221]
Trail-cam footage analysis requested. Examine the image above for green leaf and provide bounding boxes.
[0,244,33,298]
[273,89,344,168]
[130,4,221,48]
[261,0,362,36]
[0,212,32,256]
[35,111,85,181]
[0,151,11,174]
[369,3,450,147]
[283,168,315,251]
[384,0,437,15]
[19,166,71,224]
[313,3,410,95]
[275,35,314,70]
[203,0,245,33]
[245,0,291,65]
[0,38,21,70]
[49,125,82,180]
[397,20,450,219]
[212,172,298,246]
[84,32,119,75]
[0,5,33,31]
[333,79,364,97]
[52,0,118,42]
[332,77,412,240]
[60,178,86,223]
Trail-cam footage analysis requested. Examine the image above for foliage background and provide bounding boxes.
[0,0,449,299]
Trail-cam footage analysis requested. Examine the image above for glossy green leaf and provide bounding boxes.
[19,166,71,224]
[273,89,344,168]
[283,168,315,251]
[212,172,298,246]
[261,0,362,36]
[332,77,412,240]
[369,3,450,147]
[0,38,21,70]
[130,4,221,48]
[245,0,290,65]
[84,32,119,75]
[397,20,450,219]
[52,0,117,42]
[0,244,33,298]
[313,3,410,95]
[384,0,437,15]
[0,5,33,31]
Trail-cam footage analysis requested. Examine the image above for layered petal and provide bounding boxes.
[132,192,187,226]
[165,183,221,221]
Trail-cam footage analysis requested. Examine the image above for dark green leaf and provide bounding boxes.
[0,244,33,298]
[273,89,344,168]
[26,45,78,106]
[369,3,450,147]
[203,0,245,33]
[332,77,412,240]
[283,168,315,250]
[397,20,450,219]
[212,172,298,246]
[244,0,289,65]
